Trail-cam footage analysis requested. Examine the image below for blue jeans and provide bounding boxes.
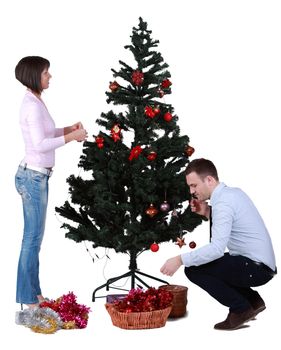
[15,166,49,304]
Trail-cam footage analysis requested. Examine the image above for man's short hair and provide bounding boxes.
[185,158,219,181]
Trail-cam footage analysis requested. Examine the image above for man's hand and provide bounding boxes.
[190,199,210,219]
[160,255,183,276]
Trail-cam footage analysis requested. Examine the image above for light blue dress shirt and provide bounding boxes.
[181,183,276,271]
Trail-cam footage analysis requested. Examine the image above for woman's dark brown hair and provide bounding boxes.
[15,56,50,94]
[185,158,219,181]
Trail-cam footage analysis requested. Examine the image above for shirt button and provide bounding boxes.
[250,274,252,278]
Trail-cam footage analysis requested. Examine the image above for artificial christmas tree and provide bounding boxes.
[55,18,203,301]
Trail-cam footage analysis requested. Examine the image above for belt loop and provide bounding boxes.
[24,163,27,170]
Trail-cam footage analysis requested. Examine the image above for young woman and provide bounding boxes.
[15,56,87,308]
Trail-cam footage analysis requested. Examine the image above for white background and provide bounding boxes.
[0,0,280,348]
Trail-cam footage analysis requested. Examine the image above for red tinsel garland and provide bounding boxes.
[114,288,173,313]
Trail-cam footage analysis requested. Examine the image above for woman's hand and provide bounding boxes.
[70,122,84,131]
[71,128,88,142]
[64,122,88,143]
[64,122,84,135]
[64,128,88,143]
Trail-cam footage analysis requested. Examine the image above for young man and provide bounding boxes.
[160,158,276,330]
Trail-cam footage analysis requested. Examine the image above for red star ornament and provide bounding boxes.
[128,145,143,161]
[176,237,186,248]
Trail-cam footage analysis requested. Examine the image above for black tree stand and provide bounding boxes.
[92,250,169,301]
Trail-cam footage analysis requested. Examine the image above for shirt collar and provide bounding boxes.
[210,182,226,206]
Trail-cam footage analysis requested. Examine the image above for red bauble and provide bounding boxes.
[146,151,157,161]
[145,106,156,118]
[161,79,172,89]
[185,146,195,157]
[109,81,119,91]
[163,112,173,122]
[150,243,159,252]
[96,136,104,143]
[96,136,104,149]
[189,241,197,249]
[145,204,158,218]
[132,70,144,86]
[153,106,161,115]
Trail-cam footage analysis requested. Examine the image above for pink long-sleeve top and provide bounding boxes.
[19,90,65,168]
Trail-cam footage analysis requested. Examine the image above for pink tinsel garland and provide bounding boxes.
[40,291,91,329]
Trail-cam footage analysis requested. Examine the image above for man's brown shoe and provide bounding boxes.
[251,296,266,317]
[214,307,256,330]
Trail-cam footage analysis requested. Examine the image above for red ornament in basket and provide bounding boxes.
[105,287,173,329]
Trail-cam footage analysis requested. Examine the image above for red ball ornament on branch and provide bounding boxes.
[153,106,161,115]
[132,70,144,86]
[144,106,156,119]
[146,151,157,161]
[161,79,172,89]
[109,81,119,92]
[189,241,197,249]
[95,136,104,149]
[185,146,195,157]
[150,242,159,252]
[163,112,173,122]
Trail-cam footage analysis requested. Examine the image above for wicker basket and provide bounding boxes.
[105,303,172,330]
[159,285,188,318]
